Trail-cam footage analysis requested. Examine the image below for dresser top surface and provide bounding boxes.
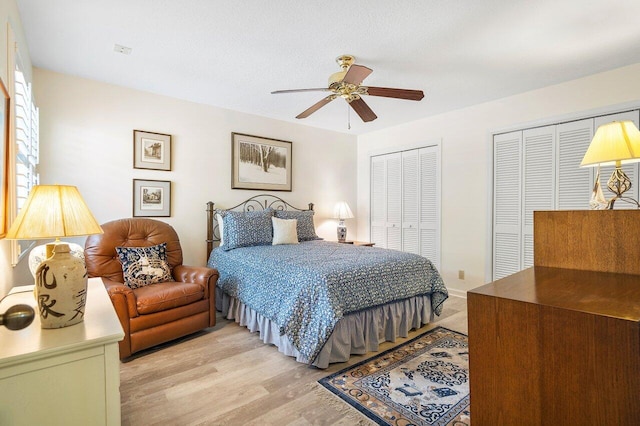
[0,278,124,366]
[470,266,640,322]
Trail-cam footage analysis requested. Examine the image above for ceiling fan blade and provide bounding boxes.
[348,97,377,122]
[271,88,331,94]
[296,96,335,119]
[364,86,424,101]
[342,64,373,85]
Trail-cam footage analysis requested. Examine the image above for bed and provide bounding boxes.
[206,195,448,368]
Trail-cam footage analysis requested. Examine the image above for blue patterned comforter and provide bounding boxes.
[208,240,448,362]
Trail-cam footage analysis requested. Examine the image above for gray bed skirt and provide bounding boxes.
[215,287,434,369]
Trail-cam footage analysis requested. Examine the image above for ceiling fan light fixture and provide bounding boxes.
[272,54,424,123]
[329,71,347,87]
[335,54,355,69]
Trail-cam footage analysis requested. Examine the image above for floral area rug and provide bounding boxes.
[318,326,470,425]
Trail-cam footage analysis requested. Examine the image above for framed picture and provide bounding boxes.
[133,179,171,217]
[133,130,172,171]
[0,77,9,237]
[231,133,292,191]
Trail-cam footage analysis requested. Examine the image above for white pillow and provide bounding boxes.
[272,217,298,245]
[216,213,225,245]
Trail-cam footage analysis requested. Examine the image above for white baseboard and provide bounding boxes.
[447,288,467,299]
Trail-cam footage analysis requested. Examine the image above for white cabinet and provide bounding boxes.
[371,153,402,250]
[370,155,387,247]
[556,118,594,210]
[493,131,522,280]
[522,125,555,268]
[386,153,402,251]
[419,147,441,267]
[402,150,419,254]
[492,109,640,280]
[0,278,124,425]
[371,145,441,269]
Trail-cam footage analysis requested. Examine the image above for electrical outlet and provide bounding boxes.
[458,270,465,280]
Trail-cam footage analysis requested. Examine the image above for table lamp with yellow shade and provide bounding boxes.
[5,185,103,328]
[581,120,640,209]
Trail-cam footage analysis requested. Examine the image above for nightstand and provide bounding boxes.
[0,278,124,425]
[339,241,375,247]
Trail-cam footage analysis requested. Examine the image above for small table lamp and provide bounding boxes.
[581,120,640,209]
[333,201,354,242]
[5,185,103,328]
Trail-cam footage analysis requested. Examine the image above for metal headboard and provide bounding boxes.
[206,195,314,261]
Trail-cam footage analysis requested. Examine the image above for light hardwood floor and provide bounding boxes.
[120,296,468,425]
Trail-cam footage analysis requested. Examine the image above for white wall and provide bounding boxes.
[27,69,356,286]
[357,62,640,295]
[0,0,34,295]
[10,43,640,299]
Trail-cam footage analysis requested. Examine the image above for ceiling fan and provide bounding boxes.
[271,55,425,123]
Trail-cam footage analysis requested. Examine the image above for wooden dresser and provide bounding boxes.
[468,210,640,425]
[0,278,124,425]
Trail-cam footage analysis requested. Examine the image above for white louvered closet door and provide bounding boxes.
[493,131,522,280]
[522,126,555,269]
[372,146,441,262]
[594,111,640,209]
[492,109,640,281]
[370,155,387,247]
[419,146,441,269]
[402,150,420,254]
[386,153,402,250]
[556,119,594,210]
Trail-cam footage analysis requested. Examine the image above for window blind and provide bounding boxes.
[14,65,39,213]
[11,59,39,265]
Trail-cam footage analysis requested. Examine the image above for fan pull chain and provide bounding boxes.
[347,103,351,130]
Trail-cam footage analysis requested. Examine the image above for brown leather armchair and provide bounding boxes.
[84,218,218,360]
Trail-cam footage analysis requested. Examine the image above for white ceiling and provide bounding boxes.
[15,0,640,135]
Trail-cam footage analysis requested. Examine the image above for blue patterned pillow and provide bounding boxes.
[115,243,174,289]
[274,210,321,241]
[220,208,274,251]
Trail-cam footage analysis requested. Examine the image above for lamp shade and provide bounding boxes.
[333,201,354,220]
[580,120,640,167]
[5,185,103,239]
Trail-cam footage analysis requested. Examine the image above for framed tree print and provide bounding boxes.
[231,133,292,191]
[133,179,171,217]
[133,130,172,171]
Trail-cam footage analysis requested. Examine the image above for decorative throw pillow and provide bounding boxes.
[115,243,174,289]
[215,212,226,245]
[272,217,298,245]
[274,210,321,241]
[220,208,274,251]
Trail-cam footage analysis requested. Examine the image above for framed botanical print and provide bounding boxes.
[133,130,172,171]
[133,179,171,217]
[231,133,292,191]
